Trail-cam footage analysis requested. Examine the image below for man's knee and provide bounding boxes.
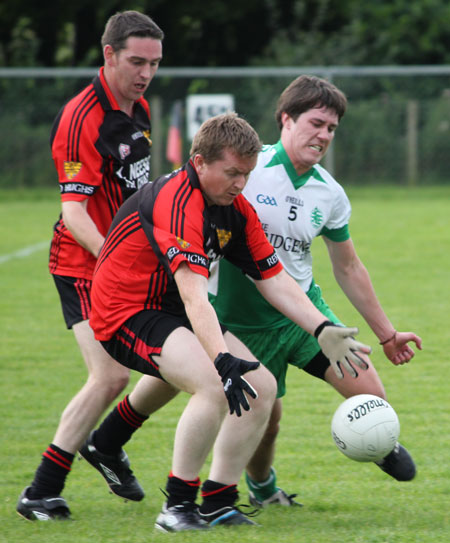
[108,371,130,398]
[245,366,277,415]
[326,361,387,400]
[256,366,277,401]
[89,363,130,401]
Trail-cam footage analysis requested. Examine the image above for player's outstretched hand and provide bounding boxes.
[214,352,260,417]
[315,321,372,379]
[381,331,422,365]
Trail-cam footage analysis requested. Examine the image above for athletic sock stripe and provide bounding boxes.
[169,472,201,487]
[122,396,148,424]
[43,449,72,471]
[117,396,147,428]
[201,484,238,497]
[117,403,141,428]
[118,408,142,427]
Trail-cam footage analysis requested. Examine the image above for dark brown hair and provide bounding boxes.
[275,75,347,130]
[101,10,164,51]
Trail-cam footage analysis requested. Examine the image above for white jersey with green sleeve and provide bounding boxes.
[209,140,352,332]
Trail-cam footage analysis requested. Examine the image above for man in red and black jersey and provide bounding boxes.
[90,154,284,343]
[85,113,371,531]
[17,11,164,521]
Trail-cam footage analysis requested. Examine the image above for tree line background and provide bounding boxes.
[1,0,450,68]
[1,0,450,188]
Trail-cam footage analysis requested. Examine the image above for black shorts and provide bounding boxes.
[101,309,193,380]
[52,274,92,329]
[102,309,229,380]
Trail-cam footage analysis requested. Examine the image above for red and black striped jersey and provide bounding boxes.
[49,66,152,280]
[90,160,283,341]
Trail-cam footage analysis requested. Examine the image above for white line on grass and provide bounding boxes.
[0,241,49,264]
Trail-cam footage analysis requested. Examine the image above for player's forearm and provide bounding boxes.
[255,270,327,336]
[62,201,104,258]
[175,263,229,361]
[184,298,229,361]
[334,263,395,341]
[66,220,104,258]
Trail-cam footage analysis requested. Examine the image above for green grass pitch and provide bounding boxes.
[0,186,449,543]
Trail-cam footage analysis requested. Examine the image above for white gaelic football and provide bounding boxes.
[331,394,400,462]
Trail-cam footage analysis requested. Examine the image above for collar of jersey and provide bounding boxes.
[97,66,145,113]
[265,140,325,190]
[97,67,121,111]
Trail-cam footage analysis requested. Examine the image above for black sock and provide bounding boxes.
[199,479,239,514]
[27,444,74,499]
[165,472,201,508]
[94,394,148,454]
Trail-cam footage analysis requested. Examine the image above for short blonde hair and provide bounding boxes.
[190,112,262,163]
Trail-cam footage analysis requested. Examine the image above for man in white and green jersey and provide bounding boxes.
[210,75,422,507]
[209,145,351,395]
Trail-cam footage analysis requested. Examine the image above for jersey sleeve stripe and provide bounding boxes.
[67,87,98,162]
[170,175,192,237]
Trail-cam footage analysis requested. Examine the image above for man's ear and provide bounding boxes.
[281,111,291,129]
[193,154,205,172]
[103,44,115,66]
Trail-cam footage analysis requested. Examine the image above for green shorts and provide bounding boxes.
[231,283,341,398]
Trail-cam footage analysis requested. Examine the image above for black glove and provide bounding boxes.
[214,352,260,416]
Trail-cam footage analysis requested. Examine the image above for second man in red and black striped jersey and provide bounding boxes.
[17,11,164,521]
[87,113,371,531]
[49,65,153,280]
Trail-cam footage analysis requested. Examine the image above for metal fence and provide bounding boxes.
[1,65,450,187]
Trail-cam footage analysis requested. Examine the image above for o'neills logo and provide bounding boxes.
[346,398,389,422]
[64,161,82,180]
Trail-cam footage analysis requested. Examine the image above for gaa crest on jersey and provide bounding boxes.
[216,229,232,249]
[119,143,131,160]
[256,194,278,206]
[176,236,191,249]
[63,161,82,180]
[310,206,324,228]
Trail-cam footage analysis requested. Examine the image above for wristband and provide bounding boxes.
[379,331,397,345]
[314,320,335,338]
